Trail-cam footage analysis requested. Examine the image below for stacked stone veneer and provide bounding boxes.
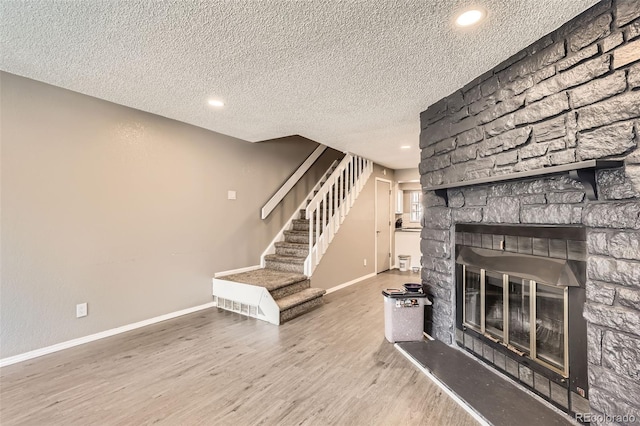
[419,0,640,421]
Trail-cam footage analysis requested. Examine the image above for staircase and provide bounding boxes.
[212,154,373,325]
[264,215,312,273]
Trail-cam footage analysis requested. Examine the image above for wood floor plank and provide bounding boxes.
[0,271,477,426]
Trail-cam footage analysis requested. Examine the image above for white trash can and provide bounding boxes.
[382,289,431,342]
[398,255,411,272]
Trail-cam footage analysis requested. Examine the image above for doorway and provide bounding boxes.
[375,178,392,273]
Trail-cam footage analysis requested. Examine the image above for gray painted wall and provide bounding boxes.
[0,72,343,358]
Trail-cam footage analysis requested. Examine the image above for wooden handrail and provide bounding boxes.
[261,145,327,219]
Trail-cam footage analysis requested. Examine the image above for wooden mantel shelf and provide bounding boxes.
[425,159,624,206]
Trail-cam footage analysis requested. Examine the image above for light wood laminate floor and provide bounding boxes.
[0,271,477,426]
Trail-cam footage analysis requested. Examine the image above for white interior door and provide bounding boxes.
[376,179,391,273]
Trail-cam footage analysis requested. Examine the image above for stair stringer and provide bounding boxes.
[211,278,281,325]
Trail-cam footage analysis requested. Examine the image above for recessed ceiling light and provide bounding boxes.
[208,99,225,108]
[455,9,485,27]
[401,145,411,149]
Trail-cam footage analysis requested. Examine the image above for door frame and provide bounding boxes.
[374,177,393,274]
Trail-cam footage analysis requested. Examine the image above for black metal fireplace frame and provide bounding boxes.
[454,223,589,416]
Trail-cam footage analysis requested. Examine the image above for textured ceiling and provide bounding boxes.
[1,0,598,169]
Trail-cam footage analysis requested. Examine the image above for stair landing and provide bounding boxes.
[218,268,325,324]
[223,269,307,292]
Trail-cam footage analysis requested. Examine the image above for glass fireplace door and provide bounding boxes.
[463,266,481,331]
[459,264,570,376]
[484,271,505,339]
[508,277,531,353]
[534,282,567,374]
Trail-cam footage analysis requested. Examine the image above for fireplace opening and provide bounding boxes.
[455,224,589,417]
[461,265,568,375]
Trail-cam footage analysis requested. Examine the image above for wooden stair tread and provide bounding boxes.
[276,287,326,311]
[221,268,308,291]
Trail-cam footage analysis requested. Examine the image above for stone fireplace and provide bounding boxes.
[419,0,640,423]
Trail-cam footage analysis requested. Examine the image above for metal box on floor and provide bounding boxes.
[383,289,431,343]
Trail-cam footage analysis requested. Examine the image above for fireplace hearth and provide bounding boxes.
[454,224,589,415]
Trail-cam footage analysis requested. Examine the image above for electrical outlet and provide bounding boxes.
[227,190,237,200]
[76,303,88,318]
[363,258,367,266]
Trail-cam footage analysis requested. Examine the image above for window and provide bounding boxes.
[409,191,422,222]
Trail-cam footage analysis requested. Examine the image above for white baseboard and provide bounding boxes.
[325,272,377,294]
[0,301,217,368]
[214,264,261,278]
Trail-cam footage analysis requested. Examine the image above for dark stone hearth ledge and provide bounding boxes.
[425,159,623,205]
[397,340,574,426]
